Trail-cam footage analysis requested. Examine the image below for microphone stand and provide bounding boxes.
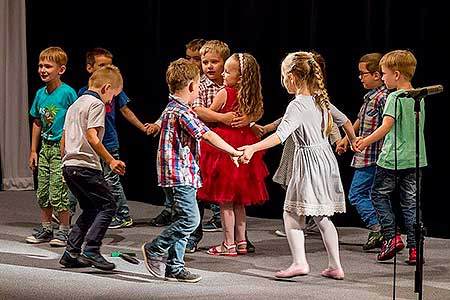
[411,92,426,300]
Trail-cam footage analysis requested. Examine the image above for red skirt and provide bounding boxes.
[197,126,269,206]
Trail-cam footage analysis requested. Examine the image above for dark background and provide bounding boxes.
[25,0,450,238]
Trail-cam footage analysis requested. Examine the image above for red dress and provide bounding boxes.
[197,87,269,206]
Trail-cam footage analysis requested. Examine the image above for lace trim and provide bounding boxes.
[284,201,346,216]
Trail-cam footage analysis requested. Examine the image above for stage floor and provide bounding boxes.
[0,191,449,300]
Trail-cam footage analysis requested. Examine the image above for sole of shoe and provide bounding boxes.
[165,276,202,283]
[275,230,287,237]
[49,239,66,247]
[25,237,51,244]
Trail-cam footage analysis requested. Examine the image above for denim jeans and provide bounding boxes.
[146,185,200,275]
[348,165,379,229]
[63,166,116,253]
[371,166,419,248]
[101,149,130,220]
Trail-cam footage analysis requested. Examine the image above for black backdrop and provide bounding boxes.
[25,0,450,238]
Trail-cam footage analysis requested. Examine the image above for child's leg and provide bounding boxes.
[398,169,418,249]
[234,203,246,242]
[313,216,342,270]
[221,202,235,245]
[275,211,309,277]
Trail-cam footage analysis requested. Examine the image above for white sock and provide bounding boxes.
[313,216,342,270]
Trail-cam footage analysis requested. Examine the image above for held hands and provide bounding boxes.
[335,138,348,155]
[237,145,255,164]
[145,123,161,137]
[251,124,265,138]
[110,159,126,176]
[354,137,367,152]
[229,149,244,168]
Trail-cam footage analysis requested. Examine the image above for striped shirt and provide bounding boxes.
[191,74,223,109]
[157,95,210,188]
[351,84,389,168]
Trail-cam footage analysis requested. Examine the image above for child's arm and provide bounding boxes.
[193,106,236,125]
[356,116,394,152]
[86,127,126,175]
[251,118,281,138]
[119,105,149,134]
[29,119,42,171]
[341,119,358,151]
[238,133,281,163]
[336,119,360,154]
[201,131,242,157]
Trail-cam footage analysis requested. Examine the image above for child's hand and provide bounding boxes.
[353,137,365,152]
[221,112,238,126]
[335,138,348,155]
[145,123,161,137]
[237,145,254,164]
[29,152,38,171]
[250,124,265,138]
[231,114,251,128]
[229,150,243,168]
[110,159,126,175]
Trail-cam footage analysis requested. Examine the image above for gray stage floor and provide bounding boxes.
[0,191,449,300]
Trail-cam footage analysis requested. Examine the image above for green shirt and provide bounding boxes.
[377,89,427,170]
[29,82,77,142]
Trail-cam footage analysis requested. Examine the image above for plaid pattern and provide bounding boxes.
[191,74,223,109]
[351,84,389,168]
[157,95,210,188]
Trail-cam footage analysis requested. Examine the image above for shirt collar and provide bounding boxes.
[83,89,102,101]
[363,84,388,102]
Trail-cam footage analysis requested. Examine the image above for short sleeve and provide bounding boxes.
[330,104,348,127]
[115,91,130,109]
[87,101,106,129]
[179,108,210,139]
[275,101,302,143]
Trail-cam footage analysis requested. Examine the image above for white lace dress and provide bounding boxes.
[275,95,347,216]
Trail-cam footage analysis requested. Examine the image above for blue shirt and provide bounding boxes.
[78,86,129,151]
[30,82,77,141]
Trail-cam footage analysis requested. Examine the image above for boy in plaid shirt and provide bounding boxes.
[141,58,242,283]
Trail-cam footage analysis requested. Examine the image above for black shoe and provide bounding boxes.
[79,251,115,270]
[149,209,172,227]
[59,250,91,268]
[202,217,222,232]
[165,268,202,283]
[246,239,256,253]
[26,228,53,244]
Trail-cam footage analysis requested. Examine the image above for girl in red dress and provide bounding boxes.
[197,53,269,256]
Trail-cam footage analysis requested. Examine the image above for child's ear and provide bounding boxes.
[101,83,111,95]
[188,80,194,93]
[373,71,382,81]
[58,64,67,75]
[86,64,94,74]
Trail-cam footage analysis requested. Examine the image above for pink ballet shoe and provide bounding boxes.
[275,265,310,278]
[321,268,344,280]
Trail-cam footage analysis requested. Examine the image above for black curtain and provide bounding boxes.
[26,0,450,238]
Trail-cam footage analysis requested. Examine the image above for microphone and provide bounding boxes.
[402,85,444,98]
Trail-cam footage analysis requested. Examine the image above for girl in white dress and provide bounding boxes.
[239,51,358,280]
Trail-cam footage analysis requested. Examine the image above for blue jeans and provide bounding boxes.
[147,185,200,275]
[63,166,116,253]
[371,166,419,248]
[348,165,379,229]
[102,149,130,220]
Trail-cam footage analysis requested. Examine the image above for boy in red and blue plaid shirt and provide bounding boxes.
[141,58,242,283]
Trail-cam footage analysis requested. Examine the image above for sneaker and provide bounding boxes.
[202,217,222,232]
[185,239,198,253]
[59,250,91,268]
[79,251,115,270]
[406,247,417,265]
[165,268,202,283]
[49,230,68,247]
[377,235,405,261]
[109,217,133,229]
[363,231,383,251]
[26,228,53,244]
[149,209,172,227]
[141,243,166,278]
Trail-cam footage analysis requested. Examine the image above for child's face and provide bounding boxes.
[222,57,240,88]
[201,52,225,85]
[38,59,65,83]
[381,65,398,90]
[186,48,202,71]
[87,55,113,74]
[358,62,380,90]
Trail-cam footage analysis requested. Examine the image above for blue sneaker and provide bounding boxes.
[26,228,53,244]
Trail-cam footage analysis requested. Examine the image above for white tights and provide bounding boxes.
[283,211,342,270]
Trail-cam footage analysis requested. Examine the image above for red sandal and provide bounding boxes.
[207,242,237,257]
[236,240,247,255]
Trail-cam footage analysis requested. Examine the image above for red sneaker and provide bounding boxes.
[377,236,405,261]
[406,247,419,265]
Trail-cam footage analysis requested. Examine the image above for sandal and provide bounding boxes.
[236,240,247,255]
[207,242,237,257]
